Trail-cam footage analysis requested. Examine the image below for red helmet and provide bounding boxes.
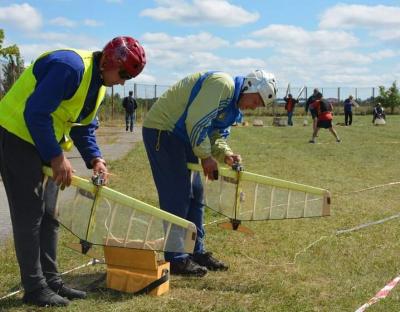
[102,36,146,78]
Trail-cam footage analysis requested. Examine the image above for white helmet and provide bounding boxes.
[242,70,277,106]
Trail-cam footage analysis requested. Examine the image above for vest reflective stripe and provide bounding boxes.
[0,49,106,146]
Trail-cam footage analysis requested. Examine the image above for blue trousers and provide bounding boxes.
[125,112,135,131]
[142,127,205,262]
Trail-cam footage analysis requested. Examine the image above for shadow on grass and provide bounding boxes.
[0,272,138,311]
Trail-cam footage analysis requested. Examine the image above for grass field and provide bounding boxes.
[1,115,400,311]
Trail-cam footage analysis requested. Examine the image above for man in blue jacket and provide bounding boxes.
[0,36,145,307]
[143,70,277,277]
[343,95,359,126]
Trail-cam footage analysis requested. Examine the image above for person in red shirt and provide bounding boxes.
[309,92,341,143]
[283,93,298,126]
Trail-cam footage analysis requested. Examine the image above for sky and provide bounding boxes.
[0,0,399,92]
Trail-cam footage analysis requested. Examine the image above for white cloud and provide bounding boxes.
[0,3,42,32]
[49,17,77,28]
[234,39,271,49]
[131,73,156,84]
[19,34,102,63]
[83,19,103,27]
[248,24,358,50]
[369,49,398,60]
[140,30,265,82]
[233,23,395,87]
[142,32,228,51]
[321,73,396,87]
[320,4,400,29]
[370,29,400,41]
[140,0,259,27]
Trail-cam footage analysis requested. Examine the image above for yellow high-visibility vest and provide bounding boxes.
[0,49,106,149]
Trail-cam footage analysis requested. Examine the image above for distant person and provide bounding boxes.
[372,102,386,124]
[309,92,341,143]
[343,95,359,126]
[305,88,319,131]
[0,36,145,307]
[143,70,277,277]
[283,93,298,126]
[122,90,138,132]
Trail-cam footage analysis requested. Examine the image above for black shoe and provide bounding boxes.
[23,286,69,307]
[192,252,228,271]
[50,283,87,300]
[170,258,208,277]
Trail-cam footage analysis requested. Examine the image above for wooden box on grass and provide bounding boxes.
[104,246,169,296]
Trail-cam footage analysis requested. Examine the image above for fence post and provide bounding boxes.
[111,86,114,121]
[372,87,375,99]
[355,87,358,100]
[154,84,157,99]
[337,87,340,103]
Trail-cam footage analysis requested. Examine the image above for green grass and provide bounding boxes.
[2,115,400,311]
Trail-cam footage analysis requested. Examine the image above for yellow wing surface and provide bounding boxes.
[43,167,196,254]
[188,163,330,221]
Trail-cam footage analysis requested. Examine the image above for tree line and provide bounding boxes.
[0,30,24,98]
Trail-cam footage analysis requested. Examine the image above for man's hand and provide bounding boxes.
[91,158,108,185]
[50,154,73,189]
[224,154,242,167]
[201,156,218,181]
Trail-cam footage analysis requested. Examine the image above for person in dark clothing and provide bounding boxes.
[372,102,386,124]
[305,88,320,131]
[309,93,341,143]
[122,90,138,132]
[0,36,145,307]
[343,95,359,126]
[283,93,298,126]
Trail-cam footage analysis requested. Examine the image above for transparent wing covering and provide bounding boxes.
[188,163,330,221]
[43,168,196,254]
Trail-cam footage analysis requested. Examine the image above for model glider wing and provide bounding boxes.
[42,167,196,254]
[188,163,330,221]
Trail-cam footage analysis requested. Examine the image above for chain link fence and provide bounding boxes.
[101,81,384,122]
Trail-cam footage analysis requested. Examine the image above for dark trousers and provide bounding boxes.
[345,111,353,125]
[125,112,135,131]
[142,127,205,262]
[0,126,61,292]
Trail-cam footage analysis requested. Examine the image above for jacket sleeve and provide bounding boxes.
[209,129,233,163]
[185,74,235,160]
[70,118,102,169]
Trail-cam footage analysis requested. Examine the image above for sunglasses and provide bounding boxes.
[119,69,134,80]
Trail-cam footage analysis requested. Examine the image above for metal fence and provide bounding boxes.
[102,82,384,122]
[111,81,378,103]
